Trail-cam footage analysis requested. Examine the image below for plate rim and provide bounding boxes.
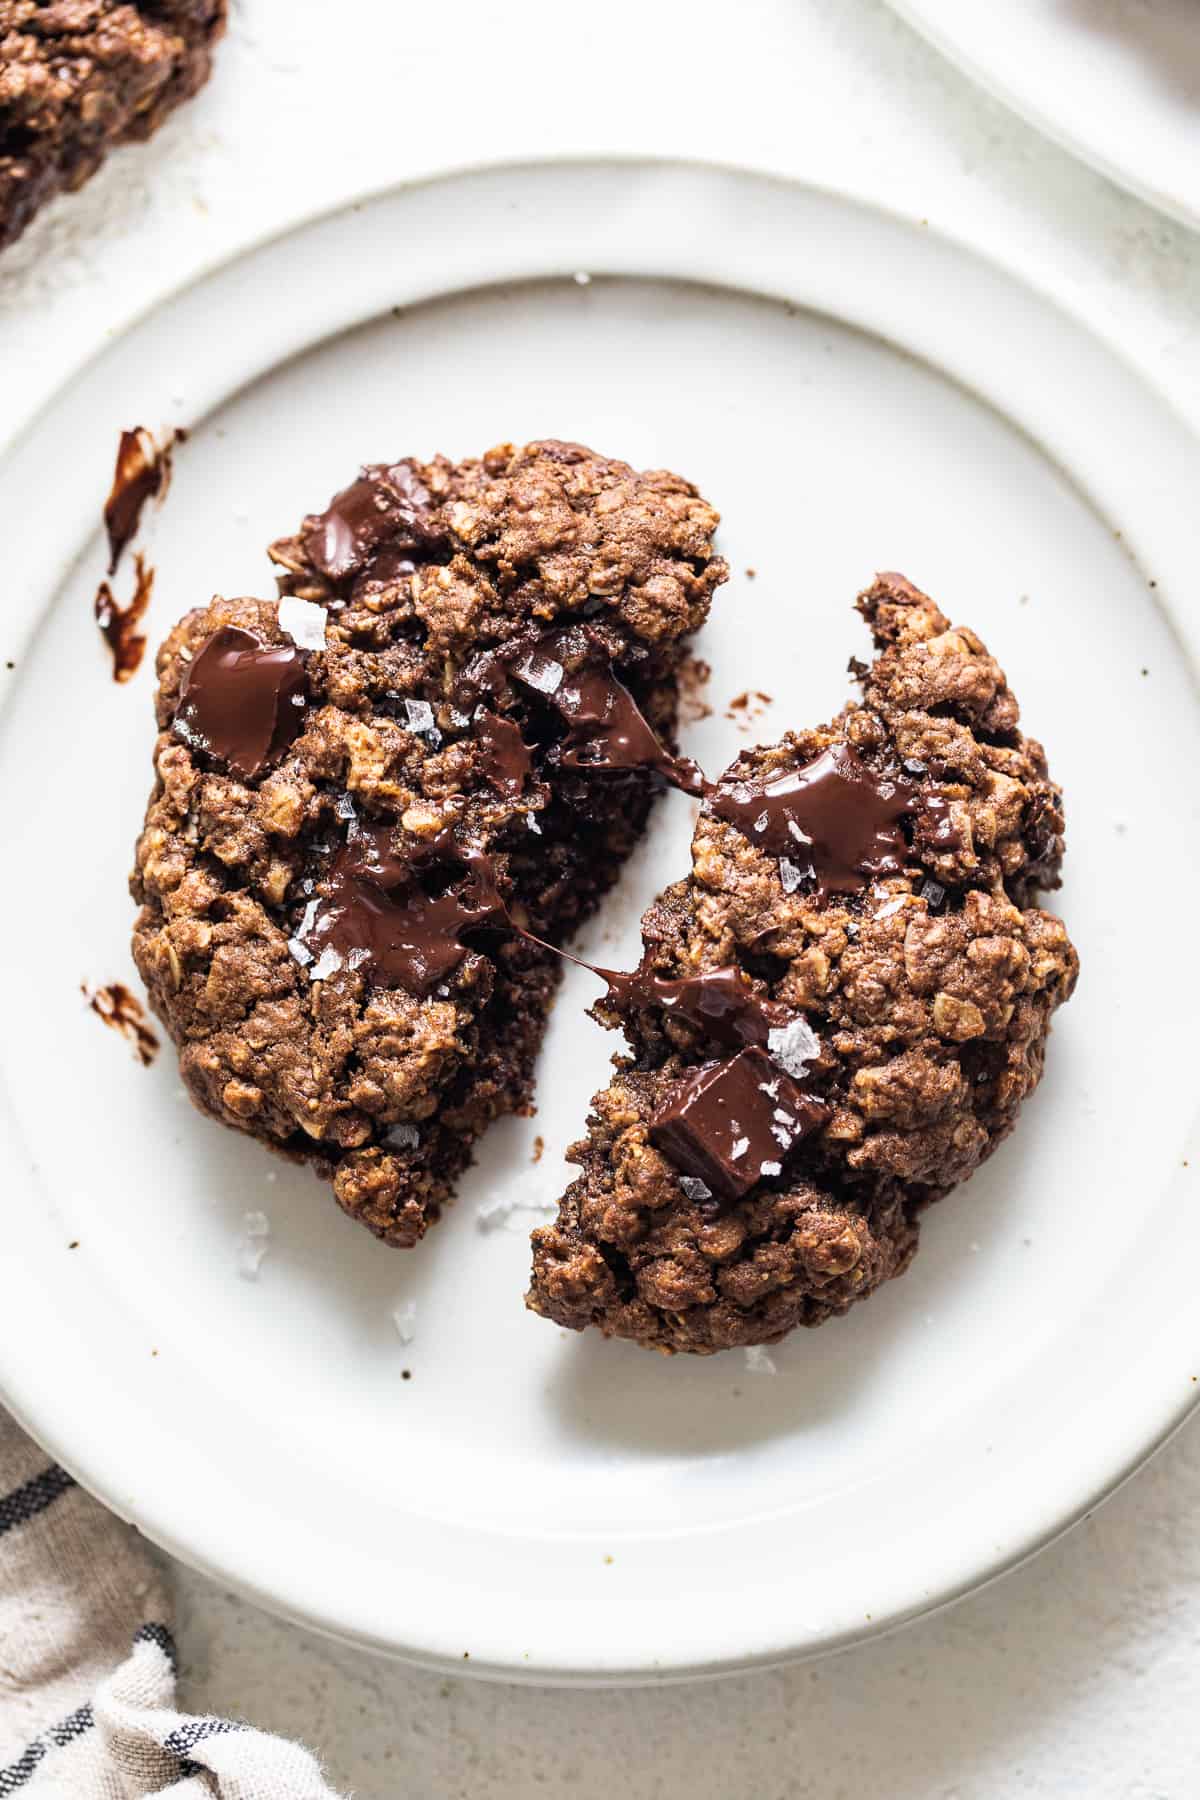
[885,0,1200,232]
[1,155,1198,1682]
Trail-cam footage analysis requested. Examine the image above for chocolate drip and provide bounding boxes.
[708,741,955,900]
[294,823,507,995]
[301,461,445,584]
[172,626,308,779]
[104,427,173,574]
[648,1047,829,1203]
[95,551,153,683]
[600,961,789,1050]
[508,627,705,795]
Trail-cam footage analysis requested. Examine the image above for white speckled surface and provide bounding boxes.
[4,0,1198,1791]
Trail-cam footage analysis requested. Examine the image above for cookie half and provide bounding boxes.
[131,440,727,1243]
[527,575,1079,1352]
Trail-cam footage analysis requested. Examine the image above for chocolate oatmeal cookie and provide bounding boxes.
[131,441,727,1244]
[0,1,226,252]
[527,574,1078,1353]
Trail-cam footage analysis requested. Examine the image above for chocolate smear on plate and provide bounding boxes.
[83,982,159,1066]
[104,426,184,574]
[94,552,154,683]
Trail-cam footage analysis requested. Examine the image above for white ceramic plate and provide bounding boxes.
[888,0,1200,229]
[1,161,1197,1683]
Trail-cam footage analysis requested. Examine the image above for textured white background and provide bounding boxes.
[4,1,1199,1794]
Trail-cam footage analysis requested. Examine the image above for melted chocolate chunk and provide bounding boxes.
[708,741,949,900]
[301,462,444,584]
[351,543,418,602]
[95,551,153,683]
[508,627,704,795]
[295,823,506,994]
[601,962,788,1050]
[648,1047,828,1203]
[473,708,533,798]
[172,626,308,779]
[104,427,169,574]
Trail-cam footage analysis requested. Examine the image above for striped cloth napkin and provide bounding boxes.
[0,1411,342,1798]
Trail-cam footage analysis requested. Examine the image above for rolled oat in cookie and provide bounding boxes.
[526,573,1078,1353]
[131,441,727,1245]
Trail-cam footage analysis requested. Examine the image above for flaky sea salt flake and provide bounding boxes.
[519,655,563,695]
[744,1346,777,1375]
[277,595,327,651]
[309,946,343,982]
[403,698,438,737]
[236,1210,270,1281]
[767,1017,820,1078]
[392,1301,417,1344]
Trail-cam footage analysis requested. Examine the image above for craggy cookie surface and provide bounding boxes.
[527,575,1079,1353]
[131,441,727,1244]
[0,1,226,251]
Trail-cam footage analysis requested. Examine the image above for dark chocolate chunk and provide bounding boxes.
[294,825,506,994]
[473,709,534,798]
[648,1046,828,1202]
[301,462,444,584]
[172,626,307,779]
[509,627,704,795]
[708,742,940,900]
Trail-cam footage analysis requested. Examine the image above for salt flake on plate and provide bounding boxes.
[392,1301,417,1344]
[237,1209,271,1281]
[744,1346,777,1375]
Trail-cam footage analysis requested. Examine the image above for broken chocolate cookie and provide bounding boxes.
[1,2,227,252]
[527,573,1078,1353]
[131,440,727,1244]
